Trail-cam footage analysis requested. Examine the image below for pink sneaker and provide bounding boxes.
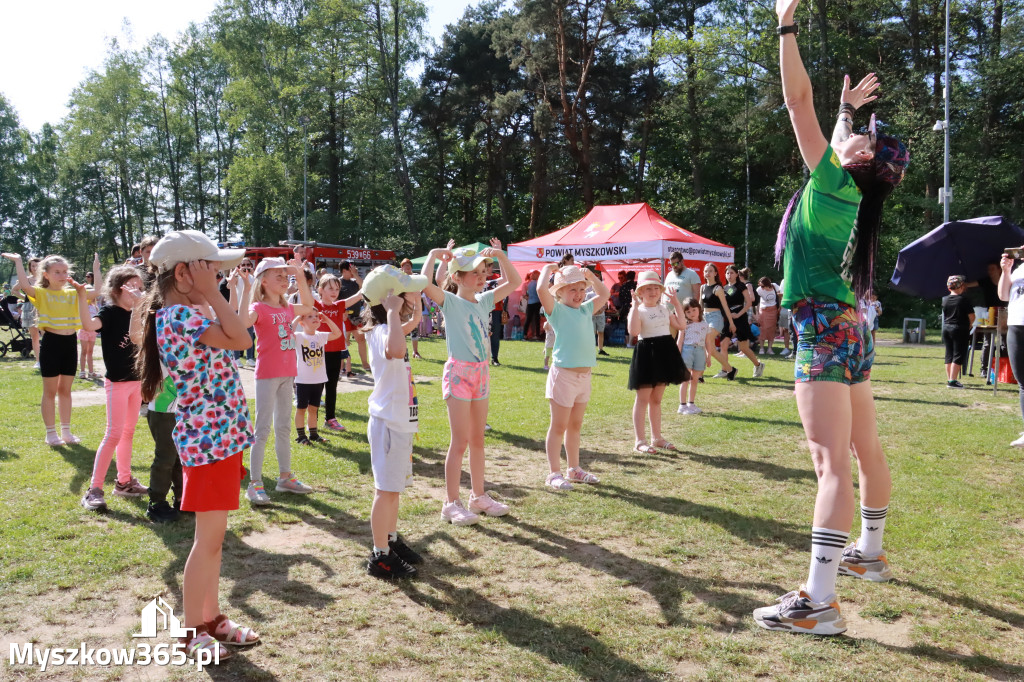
[324,419,346,432]
[468,492,509,517]
[440,500,479,526]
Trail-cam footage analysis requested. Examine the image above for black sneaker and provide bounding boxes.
[366,550,417,580]
[597,349,610,356]
[172,497,194,516]
[726,367,737,381]
[147,500,180,523]
[698,376,705,384]
[296,435,311,445]
[389,534,423,565]
[947,380,964,389]
[308,434,329,444]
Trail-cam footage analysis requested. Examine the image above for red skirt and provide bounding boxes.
[181,452,246,512]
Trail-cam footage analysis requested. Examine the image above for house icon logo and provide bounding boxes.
[132,597,194,638]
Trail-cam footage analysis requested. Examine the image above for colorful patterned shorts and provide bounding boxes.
[792,299,873,385]
[442,358,490,401]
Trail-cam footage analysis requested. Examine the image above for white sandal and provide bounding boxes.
[567,467,600,484]
[545,472,573,490]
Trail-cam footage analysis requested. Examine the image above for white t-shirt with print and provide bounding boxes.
[367,325,418,432]
[294,330,330,384]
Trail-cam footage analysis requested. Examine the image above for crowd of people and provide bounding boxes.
[16,0,1006,655]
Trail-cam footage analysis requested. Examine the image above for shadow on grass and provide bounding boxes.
[411,445,533,502]
[0,447,19,461]
[590,482,808,552]
[685,452,816,482]
[873,395,962,407]
[55,443,96,494]
[708,412,802,428]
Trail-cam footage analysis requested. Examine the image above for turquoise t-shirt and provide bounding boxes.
[781,146,863,308]
[442,290,496,362]
[548,299,596,368]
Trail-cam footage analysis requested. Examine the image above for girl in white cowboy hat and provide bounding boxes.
[535,263,610,490]
[627,271,689,454]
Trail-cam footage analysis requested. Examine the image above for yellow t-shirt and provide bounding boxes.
[28,287,81,331]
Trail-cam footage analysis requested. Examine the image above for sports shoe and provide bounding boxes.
[45,433,64,447]
[546,472,573,490]
[838,543,893,582]
[441,500,479,526]
[1010,432,1024,448]
[81,487,107,512]
[677,404,688,414]
[484,423,492,431]
[113,477,148,497]
[246,482,271,506]
[79,371,88,379]
[146,500,180,523]
[711,370,729,379]
[726,367,737,381]
[946,380,964,389]
[760,347,767,355]
[276,476,313,494]
[33,362,40,370]
[752,588,847,635]
[753,362,764,378]
[597,349,610,356]
[780,349,792,357]
[469,492,509,517]
[389,534,423,564]
[295,435,311,446]
[366,550,416,580]
[308,433,329,444]
[324,419,346,432]
[688,404,702,415]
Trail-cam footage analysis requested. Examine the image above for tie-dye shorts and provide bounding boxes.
[792,299,874,385]
[442,358,490,401]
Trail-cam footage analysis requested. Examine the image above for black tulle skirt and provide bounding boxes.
[628,335,689,389]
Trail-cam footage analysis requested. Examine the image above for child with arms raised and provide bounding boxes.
[77,265,149,511]
[292,310,342,444]
[360,265,427,578]
[137,230,258,660]
[3,251,101,445]
[536,264,609,490]
[421,244,522,525]
[628,271,689,453]
[240,257,316,505]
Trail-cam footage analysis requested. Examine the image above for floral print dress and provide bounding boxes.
[156,305,254,466]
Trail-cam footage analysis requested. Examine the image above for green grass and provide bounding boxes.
[1,330,1023,680]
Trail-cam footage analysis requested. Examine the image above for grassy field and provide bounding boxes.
[0,329,1022,681]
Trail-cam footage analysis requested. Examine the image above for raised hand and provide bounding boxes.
[446,239,456,250]
[68,279,87,293]
[479,247,498,258]
[382,291,403,312]
[489,237,502,250]
[841,73,879,109]
[188,260,220,296]
[1,253,21,262]
[776,0,801,21]
[122,282,145,301]
[436,248,454,263]
[286,258,303,276]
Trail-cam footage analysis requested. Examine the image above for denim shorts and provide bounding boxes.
[704,309,725,333]
[792,299,873,385]
[680,343,707,373]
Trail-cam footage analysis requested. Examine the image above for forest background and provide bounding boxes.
[0,0,1021,319]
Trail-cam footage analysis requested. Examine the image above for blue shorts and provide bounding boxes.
[792,299,873,385]
[681,344,706,373]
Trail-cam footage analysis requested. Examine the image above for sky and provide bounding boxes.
[0,0,477,134]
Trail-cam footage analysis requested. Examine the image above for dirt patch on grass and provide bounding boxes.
[242,522,339,552]
[845,609,912,647]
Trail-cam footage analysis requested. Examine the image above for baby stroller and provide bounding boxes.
[0,295,32,358]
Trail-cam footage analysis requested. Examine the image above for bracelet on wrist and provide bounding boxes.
[839,103,856,116]
[776,24,799,36]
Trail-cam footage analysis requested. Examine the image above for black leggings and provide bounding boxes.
[490,309,503,361]
[324,350,343,420]
[1007,326,1024,425]
[524,302,542,339]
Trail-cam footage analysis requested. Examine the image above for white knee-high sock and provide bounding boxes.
[805,527,849,603]
[858,505,888,555]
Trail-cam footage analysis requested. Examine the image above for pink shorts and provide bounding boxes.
[78,329,97,342]
[442,358,490,401]
[545,366,592,408]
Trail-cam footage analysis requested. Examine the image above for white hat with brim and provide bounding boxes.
[448,248,493,273]
[636,271,665,292]
[361,264,429,306]
[253,257,291,279]
[149,230,246,272]
[550,265,587,294]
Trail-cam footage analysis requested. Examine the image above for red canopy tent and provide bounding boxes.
[507,202,734,285]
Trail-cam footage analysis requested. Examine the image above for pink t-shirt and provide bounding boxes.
[251,301,297,379]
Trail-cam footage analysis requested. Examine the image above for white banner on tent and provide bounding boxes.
[509,240,734,263]
[663,241,734,263]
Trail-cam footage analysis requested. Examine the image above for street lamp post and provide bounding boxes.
[933,0,952,224]
[299,115,310,242]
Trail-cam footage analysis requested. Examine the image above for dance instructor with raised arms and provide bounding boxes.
[753,0,909,636]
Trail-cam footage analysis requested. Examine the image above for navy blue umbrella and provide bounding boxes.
[890,216,1024,299]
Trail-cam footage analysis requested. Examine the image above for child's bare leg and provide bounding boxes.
[41,375,58,427]
[648,384,667,442]
[546,400,571,474]
[564,401,587,470]
[633,388,652,444]
[444,398,471,501]
[371,490,400,549]
[56,375,74,427]
[467,398,489,496]
[183,509,228,626]
[307,406,318,430]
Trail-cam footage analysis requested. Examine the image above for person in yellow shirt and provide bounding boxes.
[3,252,101,446]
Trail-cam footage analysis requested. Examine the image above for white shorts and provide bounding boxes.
[367,416,414,492]
[545,366,592,408]
[779,307,792,329]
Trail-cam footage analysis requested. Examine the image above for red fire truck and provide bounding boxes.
[240,241,396,275]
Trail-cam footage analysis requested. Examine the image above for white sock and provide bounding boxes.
[805,527,849,603]
[858,505,888,556]
[373,546,389,556]
[45,426,58,438]
[388,532,397,543]
[60,423,73,437]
